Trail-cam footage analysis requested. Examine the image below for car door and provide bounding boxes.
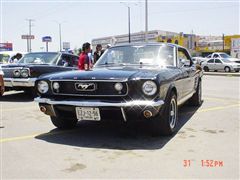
[214,58,224,71]
[206,59,214,70]
[177,47,195,98]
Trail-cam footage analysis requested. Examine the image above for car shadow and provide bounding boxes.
[0,91,34,102]
[35,103,202,150]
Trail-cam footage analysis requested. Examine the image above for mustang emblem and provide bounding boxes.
[75,83,96,91]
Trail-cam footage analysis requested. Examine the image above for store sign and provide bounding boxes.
[63,42,70,50]
[21,35,35,39]
[42,36,52,42]
[0,43,13,51]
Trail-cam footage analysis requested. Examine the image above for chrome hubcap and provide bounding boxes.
[169,98,177,129]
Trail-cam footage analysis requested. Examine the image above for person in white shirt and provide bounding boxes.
[0,67,4,96]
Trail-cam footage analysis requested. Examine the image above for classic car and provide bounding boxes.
[1,52,79,95]
[34,43,203,135]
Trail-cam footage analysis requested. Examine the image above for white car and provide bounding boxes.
[206,52,240,63]
[201,58,240,72]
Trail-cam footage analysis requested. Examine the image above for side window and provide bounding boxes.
[208,59,214,63]
[213,54,219,58]
[72,56,79,67]
[59,54,71,66]
[178,48,192,67]
[215,59,222,64]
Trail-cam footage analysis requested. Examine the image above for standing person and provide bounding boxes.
[93,44,104,64]
[0,66,4,96]
[78,42,92,70]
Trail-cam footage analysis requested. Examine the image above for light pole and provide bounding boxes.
[145,0,148,42]
[120,2,132,43]
[59,23,62,51]
[53,21,65,51]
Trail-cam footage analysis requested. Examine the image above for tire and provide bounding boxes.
[50,116,78,129]
[203,66,209,72]
[189,80,202,106]
[224,66,231,72]
[151,92,178,136]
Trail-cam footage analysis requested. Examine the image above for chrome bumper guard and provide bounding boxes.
[4,78,37,87]
[34,97,164,108]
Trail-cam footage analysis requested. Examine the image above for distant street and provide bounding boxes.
[1,75,239,179]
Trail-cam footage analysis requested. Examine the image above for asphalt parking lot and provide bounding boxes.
[0,75,239,179]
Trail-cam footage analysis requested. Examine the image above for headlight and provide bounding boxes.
[114,82,123,91]
[21,69,29,78]
[13,70,21,77]
[53,82,60,90]
[142,81,157,96]
[37,81,49,94]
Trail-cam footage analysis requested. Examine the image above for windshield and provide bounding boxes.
[95,44,175,67]
[18,52,60,64]
[219,53,231,58]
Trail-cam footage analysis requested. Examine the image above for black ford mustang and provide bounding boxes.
[1,52,79,95]
[35,43,203,135]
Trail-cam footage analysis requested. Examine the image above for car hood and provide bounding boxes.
[227,57,239,61]
[42,66,172,81]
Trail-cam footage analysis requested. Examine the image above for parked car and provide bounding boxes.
[192,56,207,65]
[201,58,240,72]
[0,51,26,64]
[34,43,203,136]
[206,52,240,63]
[0,66,4,96]
[1,52,79,95]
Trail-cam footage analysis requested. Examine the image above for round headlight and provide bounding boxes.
[37,81,49,94]
[21,69,29,78]
[114,82,123,91]
[53,82,60,90]
[142,81,157,96]
[13,70,21,77]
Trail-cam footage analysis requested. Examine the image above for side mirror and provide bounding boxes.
[179,58,190,67]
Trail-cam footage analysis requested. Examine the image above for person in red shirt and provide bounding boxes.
[78,42,92,70]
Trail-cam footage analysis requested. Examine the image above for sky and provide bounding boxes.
[0,0,239,52]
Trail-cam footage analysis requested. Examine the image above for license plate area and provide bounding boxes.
[76,107,101,121]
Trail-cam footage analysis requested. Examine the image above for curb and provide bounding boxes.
[203,72,240,77]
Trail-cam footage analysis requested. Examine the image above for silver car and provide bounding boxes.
[201,58,240,72]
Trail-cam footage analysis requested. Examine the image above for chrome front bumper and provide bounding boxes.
[4,78,37,87]
[34,97,164,122]
[34,97,164,107]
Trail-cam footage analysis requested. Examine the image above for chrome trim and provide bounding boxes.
[49,79,128,82]
[4,77,37,87]
[50,81,129,97]
[121,108,127,122]
[34,97,164,108]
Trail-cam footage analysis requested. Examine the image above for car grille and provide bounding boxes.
[2,68,14,78]
[51,80,128,96]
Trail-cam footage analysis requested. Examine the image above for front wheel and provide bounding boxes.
[203,66,209,72]
[151,92,178,136]
[50,116,78,129]
[224,66,231,72]
[189,80,202,106]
